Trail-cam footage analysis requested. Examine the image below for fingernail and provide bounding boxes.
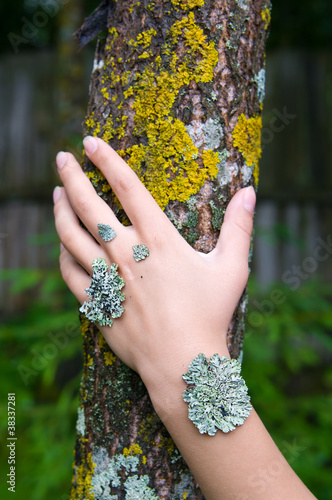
[83,136,98,154]
[53,186,61,203]
[56,151,67,170]
[243,186,256,214]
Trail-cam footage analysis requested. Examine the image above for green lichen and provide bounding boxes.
[186,118,224,150]
[124,476,158,500]
[133,244,150,262]
[97,223,117,242]
[253,68,266,105]
[184,229,199,245]
[76,406,86,437]
[165,209,183,231]
[183,210,198,229]
[79,258,125,327]
[237,0,250,10]
[209,200,225,230]
[183,353,252,435]
[215,148,232,187]
[90,446,158,500]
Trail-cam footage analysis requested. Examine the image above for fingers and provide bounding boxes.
[56,150,124,241]
[54,186,109,273]
[82,136,172,237]
[59,246,91,304]
[215,186,256,290]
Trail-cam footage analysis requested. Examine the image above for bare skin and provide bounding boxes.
[53,136,316,500]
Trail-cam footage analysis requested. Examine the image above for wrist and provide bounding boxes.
[140,342,230,424]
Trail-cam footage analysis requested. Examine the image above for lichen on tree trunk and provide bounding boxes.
[70,0,271,498]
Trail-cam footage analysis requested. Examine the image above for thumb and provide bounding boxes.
[215,186,256,284]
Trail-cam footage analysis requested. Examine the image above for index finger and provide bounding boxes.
[83,136,172,237]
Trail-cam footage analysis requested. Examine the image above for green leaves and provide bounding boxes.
[244,277,332,499]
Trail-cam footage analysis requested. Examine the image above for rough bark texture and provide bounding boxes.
[70,1,270,498]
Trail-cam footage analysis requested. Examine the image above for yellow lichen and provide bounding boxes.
[104,351,117,366]
[129,28,157,49]
[253,162,259,186]
[71,451,95,500]
[261,6,271,29]
[86,355,93,367]
[123,12,219,209]
[123,443,143,456]
[98,331,108,350]
[202,150,219,178]
[85,170,111,193]
[101,87,110,100]
[232,113,262,185]
[86,12,220,208]
[80,316,90,338]
[85,111,101,137]
[171,0,204,9]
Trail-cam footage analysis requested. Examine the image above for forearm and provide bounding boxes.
[144,350,316,500]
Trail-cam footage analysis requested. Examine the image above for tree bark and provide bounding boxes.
[70,1,270,498]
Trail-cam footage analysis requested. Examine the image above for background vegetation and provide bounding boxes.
[0,0,331,499]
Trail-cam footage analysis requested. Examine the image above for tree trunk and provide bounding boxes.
[70,1,270,498]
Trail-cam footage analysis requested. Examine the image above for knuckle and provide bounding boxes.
[60,228,74,248]
[114,174,135,194]
[74,191,90,215]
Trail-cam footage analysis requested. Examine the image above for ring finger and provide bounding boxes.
[54,186,108,273]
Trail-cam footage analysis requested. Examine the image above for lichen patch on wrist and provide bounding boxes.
[79,257,125,327]
[133,244,150,262]
[182,353,252,435]
[97,223,117,242]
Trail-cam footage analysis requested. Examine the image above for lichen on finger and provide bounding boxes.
[133,244,150,262]
[79,258,125,327]
[97,223,117,242]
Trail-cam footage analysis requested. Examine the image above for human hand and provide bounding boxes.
[53,136,255,396]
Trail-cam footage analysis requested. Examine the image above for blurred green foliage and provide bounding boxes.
[243,277,332,499]
[0,231,331,498]
[0,233,82,499]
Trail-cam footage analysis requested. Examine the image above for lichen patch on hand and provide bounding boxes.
[183,353,252,435]
[133,244,150,262]
[97,223,117,242]
[79,257,125,327]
